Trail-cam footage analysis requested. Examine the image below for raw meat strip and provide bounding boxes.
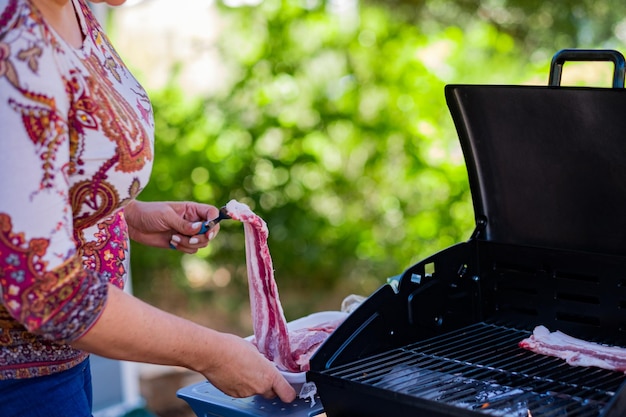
[289,318,345,371]
[225,200,297,371]
[225,200,343,372]
[519,325,626,373]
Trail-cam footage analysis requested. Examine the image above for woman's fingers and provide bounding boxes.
[169,224,220,252]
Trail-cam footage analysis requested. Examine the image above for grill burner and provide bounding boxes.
[317,322,626,416]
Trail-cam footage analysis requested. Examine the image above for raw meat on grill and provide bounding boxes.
[225,199,344,372]
[519,325,626,373]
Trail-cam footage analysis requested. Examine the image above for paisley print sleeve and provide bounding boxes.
[0,0,20,41]
[0,0,108,343]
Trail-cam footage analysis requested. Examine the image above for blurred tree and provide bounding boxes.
[363,0,625,55]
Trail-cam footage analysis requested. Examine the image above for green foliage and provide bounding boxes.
[128,0,590,318]
[362,0,626,56]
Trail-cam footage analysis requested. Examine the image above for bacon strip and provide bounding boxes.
[226,200,344,373]
[289,318,345,371]
[519,325,626,373]
[225,200,298,372]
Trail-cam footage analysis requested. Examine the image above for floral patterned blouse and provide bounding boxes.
[0,0,154,379]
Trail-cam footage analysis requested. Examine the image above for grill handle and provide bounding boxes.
[548,48,626,88]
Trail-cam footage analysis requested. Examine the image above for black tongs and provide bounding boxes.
[169,206,231,249]
[196,206,231,234]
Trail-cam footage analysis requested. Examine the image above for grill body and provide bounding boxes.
[308,50,626,416]
[309,241,626,416]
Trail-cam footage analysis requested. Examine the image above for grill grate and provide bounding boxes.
[320,322,626,416]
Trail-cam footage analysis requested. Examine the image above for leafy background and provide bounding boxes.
[117,0,624,335]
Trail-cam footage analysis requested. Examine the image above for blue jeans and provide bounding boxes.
[0,357,93,417]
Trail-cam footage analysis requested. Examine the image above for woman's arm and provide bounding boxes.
[73,284,297,402]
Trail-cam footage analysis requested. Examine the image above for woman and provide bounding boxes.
[0,0,296,415]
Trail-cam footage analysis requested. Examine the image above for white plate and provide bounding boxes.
[247,311,349,386]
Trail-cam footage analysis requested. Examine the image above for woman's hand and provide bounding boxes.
[198,332,297,402]
[124,200,220,253]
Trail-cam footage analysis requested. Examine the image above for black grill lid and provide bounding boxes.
[446,51,626,256]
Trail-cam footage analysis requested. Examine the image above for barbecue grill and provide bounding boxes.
[307,48,626,417]
[177,48,626,417]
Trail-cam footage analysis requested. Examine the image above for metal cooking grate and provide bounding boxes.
[321,322,626,416]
